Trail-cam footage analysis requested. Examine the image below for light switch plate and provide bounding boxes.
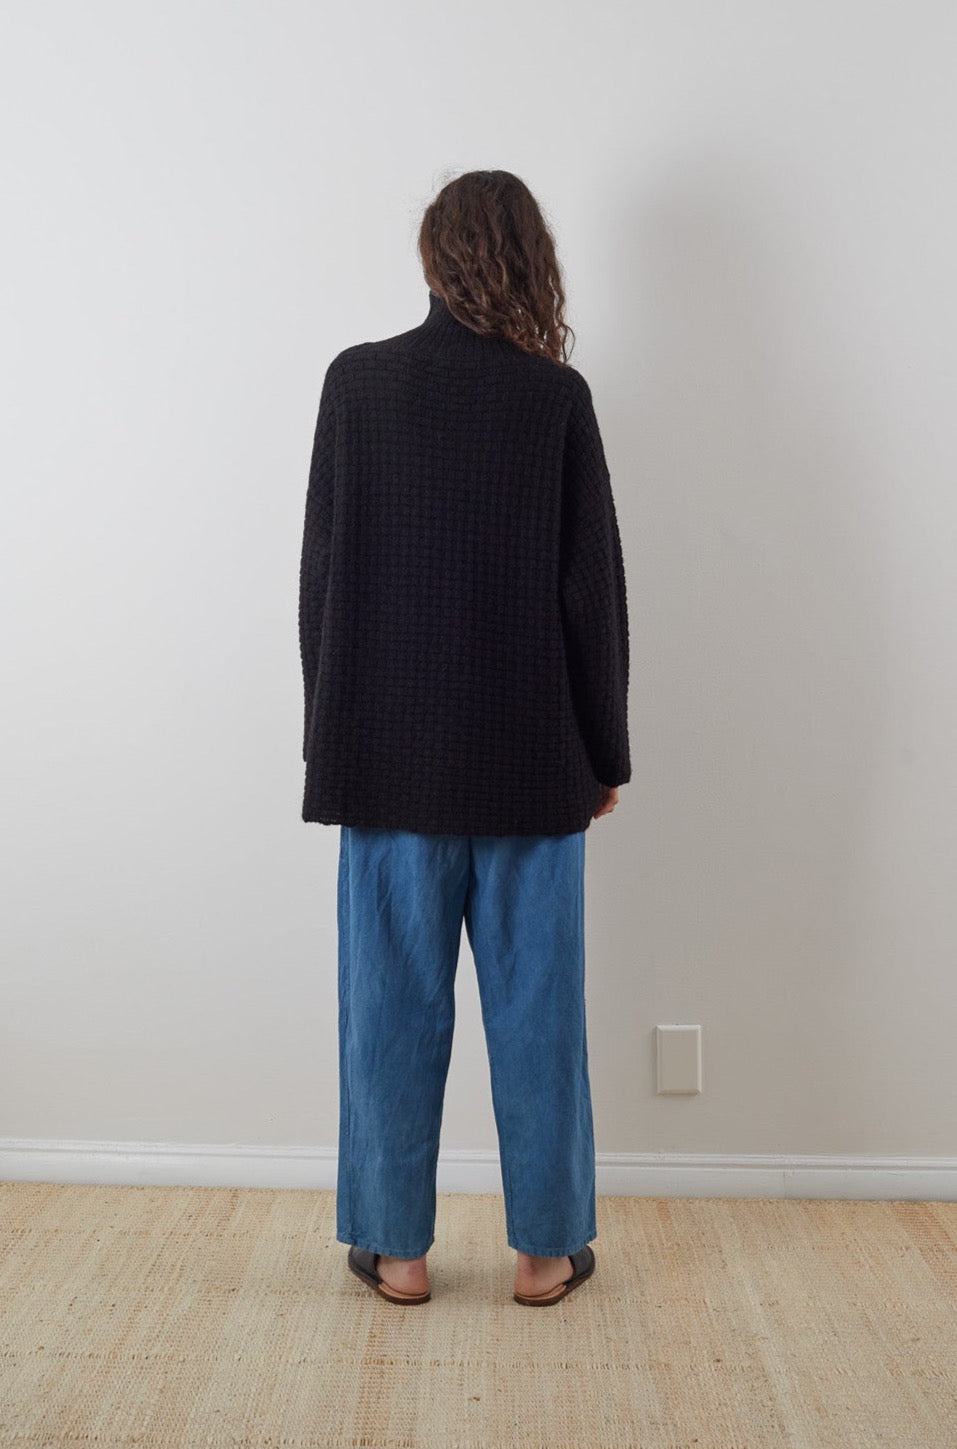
[655,1024,702,1094]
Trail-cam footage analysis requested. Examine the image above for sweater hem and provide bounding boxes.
[301,807,596,837]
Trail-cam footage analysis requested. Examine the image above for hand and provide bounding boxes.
[593,783,619,819]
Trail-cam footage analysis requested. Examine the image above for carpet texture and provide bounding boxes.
[1,1183,955,1447]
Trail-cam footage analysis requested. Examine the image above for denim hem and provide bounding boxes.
[507,1227,597,1257]
[338,1231,435,1259]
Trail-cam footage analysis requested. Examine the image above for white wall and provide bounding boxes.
[3,1,955,1194]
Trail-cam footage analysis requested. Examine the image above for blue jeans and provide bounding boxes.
[335,825,598,1259]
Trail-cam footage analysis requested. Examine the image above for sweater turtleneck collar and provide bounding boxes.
[423,288,471,336]
[418,288,516,356]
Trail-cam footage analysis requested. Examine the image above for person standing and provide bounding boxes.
[299,169,630,1305]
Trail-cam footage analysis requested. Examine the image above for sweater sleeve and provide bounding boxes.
[558,373,631,787]
[299,362,338,763]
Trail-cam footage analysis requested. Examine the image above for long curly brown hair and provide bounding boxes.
[417,170,575,365]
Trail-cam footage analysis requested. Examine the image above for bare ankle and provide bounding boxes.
[516,1251,568,1267]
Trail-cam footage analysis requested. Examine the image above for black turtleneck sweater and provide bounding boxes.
[299,288,631,836]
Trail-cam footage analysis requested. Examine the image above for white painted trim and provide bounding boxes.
[1,1141,955,1200]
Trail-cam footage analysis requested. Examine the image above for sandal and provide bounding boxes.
[513,1244,596,1306]
[347,1245,432,1304]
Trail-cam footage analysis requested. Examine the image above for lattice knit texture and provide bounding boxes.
[299,288,631,835]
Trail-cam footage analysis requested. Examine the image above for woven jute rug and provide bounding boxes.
[1,1183,955,1447]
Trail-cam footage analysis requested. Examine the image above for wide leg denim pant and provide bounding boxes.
[335,825,598,1260]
